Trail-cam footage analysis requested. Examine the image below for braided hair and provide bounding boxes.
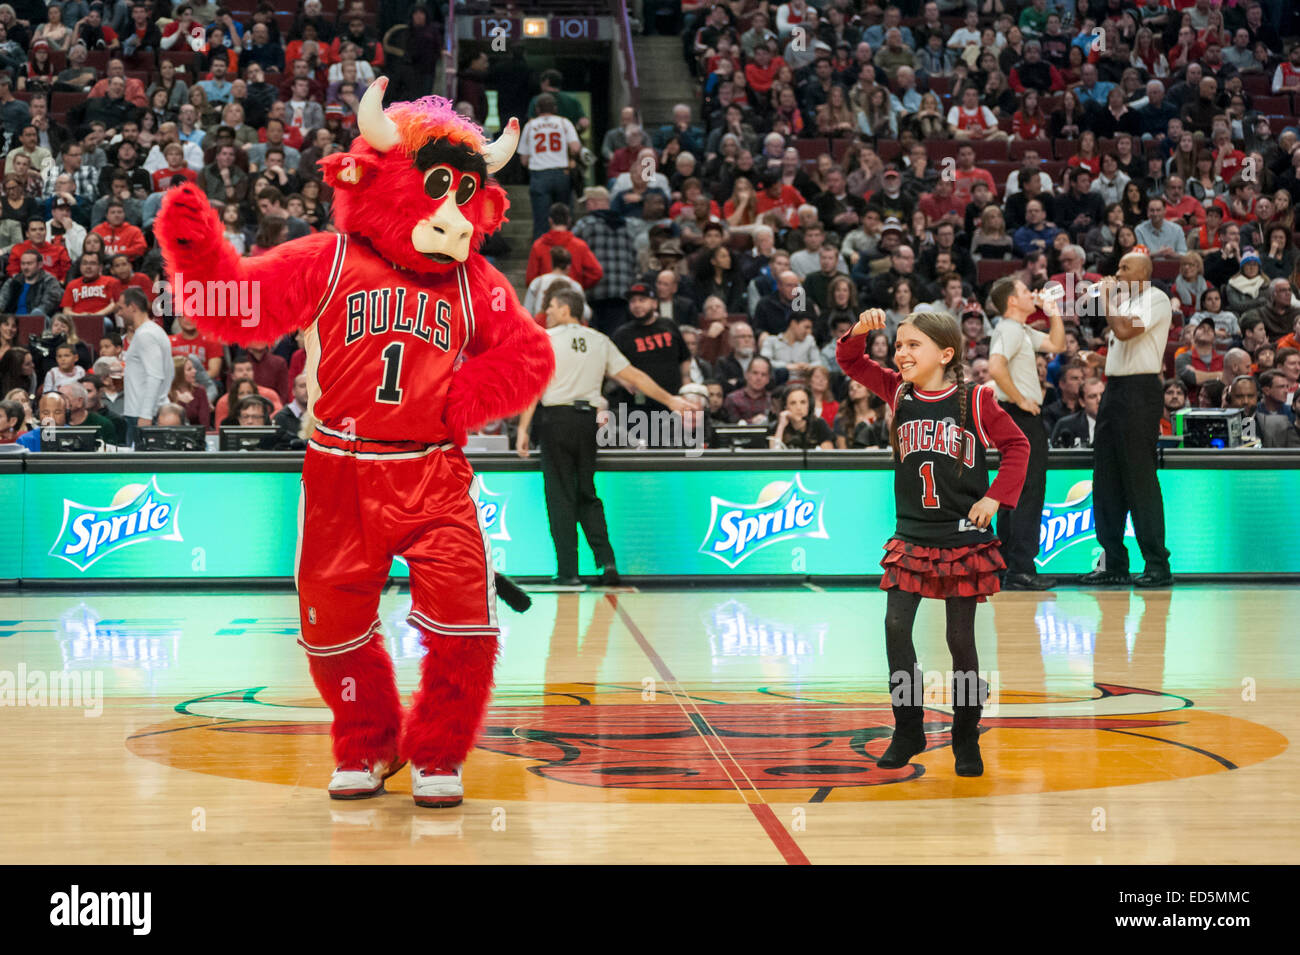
[887,310,971,476]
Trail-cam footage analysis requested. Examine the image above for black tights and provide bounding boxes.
[884,590,980,704]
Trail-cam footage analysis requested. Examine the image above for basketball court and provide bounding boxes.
[1,583,1291,865]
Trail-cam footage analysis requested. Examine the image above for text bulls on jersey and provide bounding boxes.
[344,288,453,350]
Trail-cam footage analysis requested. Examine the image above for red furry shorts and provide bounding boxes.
[879,537,1005,602]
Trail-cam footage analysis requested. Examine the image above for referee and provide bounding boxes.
[516,287,690,588]
[1081,252,1173,588]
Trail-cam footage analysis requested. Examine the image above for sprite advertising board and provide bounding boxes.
[8,462,1300,580]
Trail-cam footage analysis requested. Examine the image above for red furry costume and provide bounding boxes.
[155,79,554,800]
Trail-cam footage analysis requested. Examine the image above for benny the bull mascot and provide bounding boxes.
[156,78,554,808]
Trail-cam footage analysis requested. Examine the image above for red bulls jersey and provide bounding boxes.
[307,234,476,444]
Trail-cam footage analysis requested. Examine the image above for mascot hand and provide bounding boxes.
[158,182,222,250]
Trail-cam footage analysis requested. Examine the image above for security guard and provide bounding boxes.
[1081,252,1174,588]
[517,287,691,587]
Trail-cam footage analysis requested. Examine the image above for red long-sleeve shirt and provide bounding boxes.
[91,222,148,261]
[836,332,1030,509]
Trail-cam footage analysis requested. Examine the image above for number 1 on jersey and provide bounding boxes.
[376,341,404,404]
[918,460,940,509]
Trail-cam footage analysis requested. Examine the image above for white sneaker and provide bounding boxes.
[411,765,463,808]
[328,759,404,799]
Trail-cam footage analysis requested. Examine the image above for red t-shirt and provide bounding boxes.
[954,166,996,200]
[170,331,224,368]
[756,185,805,228]
[1068,154,1101,176]
[745,58,785,94]
[919,190,967,223]
[1216,147,1246,184]
[1012,111,1045,140]
[7,239,71,281]
[152,166,199,192]
[61,276,123,314]
[118,272,154,301]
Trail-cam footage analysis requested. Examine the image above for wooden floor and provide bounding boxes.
[0,584,1293,864]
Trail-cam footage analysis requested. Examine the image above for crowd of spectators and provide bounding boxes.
[518,0,1300,450]
[0,0,441,449]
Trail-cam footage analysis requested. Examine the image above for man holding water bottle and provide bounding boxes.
[987,276,1067,590]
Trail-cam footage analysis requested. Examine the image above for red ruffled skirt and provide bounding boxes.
[879,537,1005,602]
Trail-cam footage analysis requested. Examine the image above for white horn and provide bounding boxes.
[482,118,520,174]
[358,77,400,153]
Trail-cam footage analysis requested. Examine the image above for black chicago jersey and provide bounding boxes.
[891,382,995,546]
[836,333,1031,546]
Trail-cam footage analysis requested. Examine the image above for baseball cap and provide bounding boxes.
[881,216,903,235]
[657,238,684,257]
[1241,246,1261,265]
[103,358,124,376]
[628,282,653,298]
[1197,317,1218,330]
[678,382,709,400]
[883,166,902,179]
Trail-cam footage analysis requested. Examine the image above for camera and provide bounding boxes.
[27,333,58,361]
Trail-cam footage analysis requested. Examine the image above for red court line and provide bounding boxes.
[606,593,813,866]
[749,804,812,866]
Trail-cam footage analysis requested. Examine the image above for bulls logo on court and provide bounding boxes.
[128,682,1285,802]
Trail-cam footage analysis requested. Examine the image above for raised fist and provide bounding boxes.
[853,308,887,336]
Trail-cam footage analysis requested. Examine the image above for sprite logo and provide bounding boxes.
[1037,480,1135,568]
[700,475,827,568]
[472,475,510,541]
[50,477,183,571]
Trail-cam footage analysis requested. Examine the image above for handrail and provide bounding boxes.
[613,0,639,114]
[444,0,458,102]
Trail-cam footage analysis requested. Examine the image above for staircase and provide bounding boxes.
[632,35,698,132]
[498,184,534,296]
[493,36,698,293]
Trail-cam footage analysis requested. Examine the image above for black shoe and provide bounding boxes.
[1077,569,1132,586]
[951,711,984,776]
[547,576,585,589]
[951,678,986,777]
[598,566,621,586]
[1002,572,1056,591]
[1134,570,1174,588]
[877,706,927,769]
[493,573,532,613]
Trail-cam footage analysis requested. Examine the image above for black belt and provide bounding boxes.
[545,401,596,412]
